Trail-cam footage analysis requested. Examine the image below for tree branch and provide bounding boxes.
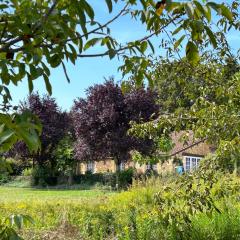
[65,4,129,43]
[0,0,59,53]
[0,3,128,54]
[43,0,58,23]
[77,14,182,58]
[61,61,71,83]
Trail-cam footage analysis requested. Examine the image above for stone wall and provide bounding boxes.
[77,141,214,174]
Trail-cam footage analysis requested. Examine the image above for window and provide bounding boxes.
[146,163,151,170]
[146,163,157,171]
[186,157,191,171]
[185,156,202,171]
[192,158,197,169]
[197,158,201,166]
[153,164,158,171]
[120,162,125,171]
[86,161,95,173]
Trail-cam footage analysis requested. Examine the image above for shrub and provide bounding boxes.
[22,168,33,177]
[0,172,10,184]
[7,158,31,176]
[72,169,134,189]
[0,159,12,184]
[31,165,58,186]
[118,168,135,189]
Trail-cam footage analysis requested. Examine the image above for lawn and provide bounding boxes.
[0,186,114,239]
[0,186,112,202]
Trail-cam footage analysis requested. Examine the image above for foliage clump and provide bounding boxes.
[72,80,159,169]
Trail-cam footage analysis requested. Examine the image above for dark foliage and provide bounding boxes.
[73,168,135,189]
[12,93,69,169]
[72,80,159,168]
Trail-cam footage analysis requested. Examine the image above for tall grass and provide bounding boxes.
[0,174,240,239]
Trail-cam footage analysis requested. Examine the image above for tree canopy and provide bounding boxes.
[130,55,240,170]
[12,93,68,167]
[0,0,238,156]
[71,80,159,168]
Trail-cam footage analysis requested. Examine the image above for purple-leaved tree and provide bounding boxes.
[71,80,159,172]
[13,93,69,169]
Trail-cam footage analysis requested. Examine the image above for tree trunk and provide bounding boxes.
[68,171,73,186]
[32,158,35,168]
[115,157,121,191]
[75,162,80,175]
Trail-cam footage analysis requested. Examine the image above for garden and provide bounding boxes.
[1,0,240,239]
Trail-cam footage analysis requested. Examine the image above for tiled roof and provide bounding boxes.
[169,131,208,156]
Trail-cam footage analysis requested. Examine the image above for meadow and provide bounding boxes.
[1,173,240,240]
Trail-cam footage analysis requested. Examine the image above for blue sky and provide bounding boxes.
[8,1,240,111]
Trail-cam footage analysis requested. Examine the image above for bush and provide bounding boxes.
[73,172,115,186]
[31,165,58,186]
[22,167,33,177]
[0,172,10,184]
[6,158,31,176]
[118,168,135,189]
[72,169,135,189]
[0,159,12,184]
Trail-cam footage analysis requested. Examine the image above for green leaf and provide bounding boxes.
[0,128,14,145]
[84,38,101,51]
[205,26,217,48]
[108,49,116,60]
[77,5,87,35]
[204,6,212,23]
[0,4,8,9]
[22,215,35,225]
[43,74,52,95]
[16,52,23,61]
[49,54,61,68]
[174,35,185,50]
[29,65,38,80]
[185,41,200,65]
[147,40,155,54]
[41,62,50,76]
[193,1,211,22]
[140,41,148,53]
[166,2,181,12]
[13,215,23,229]
[82,0,95,20]
[220,4,233,22]
[105,0,113,13]
[27,76,34,93]
[172,25,183,35]
[207,2,220,13]
[16,126,40,153]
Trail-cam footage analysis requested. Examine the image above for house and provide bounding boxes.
[77,131,214,174]
[156,131,215,173]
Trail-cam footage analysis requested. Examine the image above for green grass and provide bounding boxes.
[0,186,115,238]
[1,176,240,240]
[0,186,112,202]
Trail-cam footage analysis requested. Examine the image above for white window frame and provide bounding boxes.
[146,163,157,171]
[185,156,202,171]
[119,162,125,171]
[86,161,95,173]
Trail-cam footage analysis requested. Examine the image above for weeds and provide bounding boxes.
[0,172,240,239]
